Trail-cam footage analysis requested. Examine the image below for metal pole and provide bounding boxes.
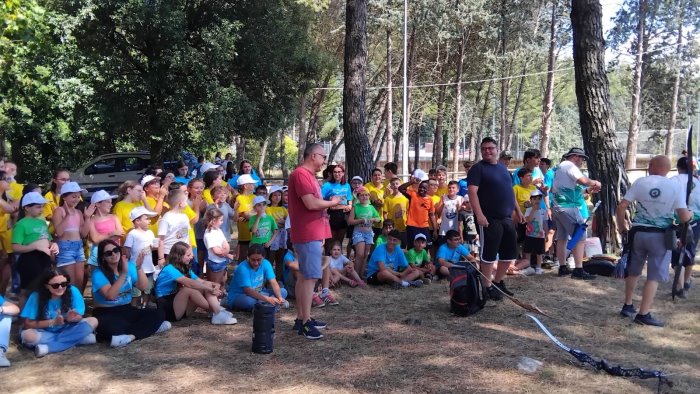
[402,0,409,179]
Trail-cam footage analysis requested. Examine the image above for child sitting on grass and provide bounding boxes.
[226,243,287,311]
[328,241,365,288]
[435,230,475,278]
[405,233,435,282]
[366,230,423,289]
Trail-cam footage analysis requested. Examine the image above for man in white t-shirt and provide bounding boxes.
[551,148,601,279]
[616,156,691,327]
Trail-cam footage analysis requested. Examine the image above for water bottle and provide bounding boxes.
[252,302,276,354]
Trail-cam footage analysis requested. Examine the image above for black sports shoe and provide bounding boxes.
[672,288,687,299]
[620,304,637,318]
[302,321,324,340]
[495,280,514,297]
[571,268,596,280]
[634,313,665,327]
[487,286,503,301]
[558,265,572,276]
[293,318,303,333]
[293,318,326,334]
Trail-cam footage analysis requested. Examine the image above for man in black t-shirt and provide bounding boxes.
[467,137,524,300]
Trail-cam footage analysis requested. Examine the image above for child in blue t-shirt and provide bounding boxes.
[435,230,475,278]
[226,243,287,311]
[20,268,97,357]
[154,242,236,325]
[365,230,423,288]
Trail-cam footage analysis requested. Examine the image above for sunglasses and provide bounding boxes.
[103,249,121,257]
[47,281,69,289]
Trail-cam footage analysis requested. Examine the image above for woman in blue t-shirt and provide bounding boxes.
[226,243,287,311]
[154,242,237,325]
[20,268,97,357]
[321,164,353,253]
[92,240,169,348]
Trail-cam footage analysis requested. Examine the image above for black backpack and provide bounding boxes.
[449,263,486,316]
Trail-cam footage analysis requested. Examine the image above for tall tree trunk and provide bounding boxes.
[343,0,372,180]
[476,79,494,160]
[258,138,269,178]
[499,70,511,150]
[625,0,645,169]
[453,32,465,171]
[413,123,420,171]
[433,83,447,168]
[507,64,527,152]
[374,114,389,167]
[371,105,388,161]
[385,29,394,164]
[665,15,683,157]
[328,126,344,164]
[393,131,401,164]
[307,74,332,143]
[235,136,246,164]
[279,128,288,179]
[296,95,307,164]
[571,0,629,252]
[540,0,558,157]
[400,26,417,172]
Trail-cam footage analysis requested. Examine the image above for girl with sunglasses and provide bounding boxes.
[19,268,97,358]
[91,240,169,348]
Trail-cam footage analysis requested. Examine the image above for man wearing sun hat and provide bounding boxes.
[551,147,602,280]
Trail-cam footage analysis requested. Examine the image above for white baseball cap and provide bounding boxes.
[351,176,363,183]
[59,182,87,195]
[90,190,117,204]
[21,192,47,207]
[268,185,284,195]
[413,169,428,181]
[200,162,222,174]
[237,174,256,186]
[253,195,270,206]
[129,206,158,222]
[140,175,160,187]
[414,233,427,241]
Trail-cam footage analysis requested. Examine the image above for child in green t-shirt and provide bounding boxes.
[405,233,434,282]
[374,219,394,248]
[249,196,279,258]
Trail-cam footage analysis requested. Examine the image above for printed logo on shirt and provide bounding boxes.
[649,188,661,198]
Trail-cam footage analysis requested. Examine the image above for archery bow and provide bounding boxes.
[673,125,693,300]
[526,314,673,393]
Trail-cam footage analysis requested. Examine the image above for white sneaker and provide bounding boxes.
[78,333,97,345]
[534,268,544,275]
[520,267,536,276]
[34,344,49,358]
[156,321,172,334]
[0,350,10,367]
[220,308,234,318]
[211,310,238,325]
[110,335,136,348]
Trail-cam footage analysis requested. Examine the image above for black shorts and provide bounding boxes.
[522,236,545,254]
[346,225,355,239]
[16,251,53,290]
[366,273,382,285]
[156,293,182,322]
[329,209,348,230]
[478,218,517,262]
[516,223,527,244]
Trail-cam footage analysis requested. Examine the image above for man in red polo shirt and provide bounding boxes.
[288,143,339,340]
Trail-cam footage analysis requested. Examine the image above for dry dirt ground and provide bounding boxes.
[1,266,698,394]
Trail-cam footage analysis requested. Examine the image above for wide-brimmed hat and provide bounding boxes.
[563,147,588,160]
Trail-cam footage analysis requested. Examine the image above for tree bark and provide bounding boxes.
[328,125,344,164]
[499,68,511,151]
[235,136,246,165]
[507,64,527,152]
[258,137,269,178]
[307,74,332,144]
[343,0,372,180]
[571,0,629,251]
[433,83,447,168]
[476,79,494,160]
[296,95,307,164]
[453,32,466,171]
[625,0,645,169]
[540,0,558,157]
[665,15,683,157]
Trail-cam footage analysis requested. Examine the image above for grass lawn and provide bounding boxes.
[1,266,698,393]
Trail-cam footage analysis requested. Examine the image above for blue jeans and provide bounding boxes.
[0,314,11,352]
[231,288,288,311]
[22,321,94,354]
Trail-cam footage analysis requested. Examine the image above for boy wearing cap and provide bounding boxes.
[405,233,434,281]
[519,190,547,275]
[124,206,158,307]
[234,174,257,262]
[249,196,279,257]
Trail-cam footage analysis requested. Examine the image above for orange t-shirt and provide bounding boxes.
[405,189,435,228]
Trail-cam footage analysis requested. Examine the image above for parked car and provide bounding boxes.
[71,151,188,196]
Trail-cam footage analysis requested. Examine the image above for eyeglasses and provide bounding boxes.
[103,249,121,257]
[314,153,327,160]
[481,146,497,151]
[48,281,69,289]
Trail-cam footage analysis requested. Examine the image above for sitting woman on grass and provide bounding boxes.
[20,268,98,357]
[92,239,170,348]
[154,242,237,325]
[225,243,287,311]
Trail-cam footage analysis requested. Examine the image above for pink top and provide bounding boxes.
[94,217,116,235]
[62,211,81,232]
[288,166,331,243]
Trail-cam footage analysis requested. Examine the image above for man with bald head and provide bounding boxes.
[616,155,692,327]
